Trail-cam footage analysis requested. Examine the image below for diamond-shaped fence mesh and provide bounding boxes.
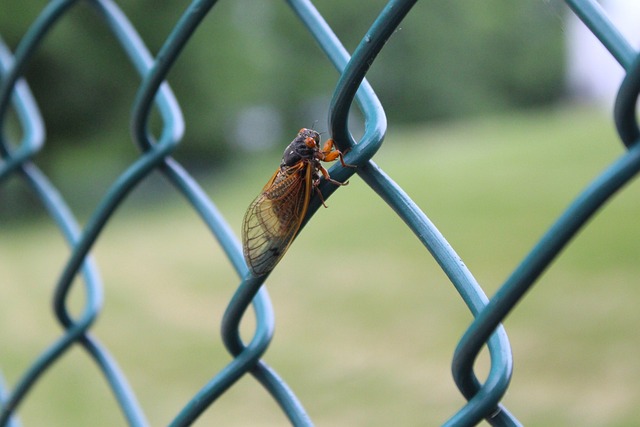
[1,0,639,425]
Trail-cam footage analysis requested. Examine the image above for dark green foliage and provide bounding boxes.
[0,1,564,160]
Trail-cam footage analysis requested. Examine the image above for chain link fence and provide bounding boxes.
[1,0,639,425]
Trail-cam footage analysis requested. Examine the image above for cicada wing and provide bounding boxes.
[242,164,313,276]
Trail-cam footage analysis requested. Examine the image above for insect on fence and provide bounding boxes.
[241,128,354,276]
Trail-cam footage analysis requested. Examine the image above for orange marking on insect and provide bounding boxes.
[242,128,354,276]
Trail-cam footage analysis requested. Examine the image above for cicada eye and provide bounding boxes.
[305,129,320,143]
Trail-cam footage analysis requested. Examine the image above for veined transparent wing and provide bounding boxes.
[242,163,313,276]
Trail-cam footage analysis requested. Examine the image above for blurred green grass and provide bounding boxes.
[2,106,640,426]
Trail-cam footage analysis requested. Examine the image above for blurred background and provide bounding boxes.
[2,0,640,426]
[0,0,570,217]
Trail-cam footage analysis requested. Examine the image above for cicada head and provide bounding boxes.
[280,128,321,168]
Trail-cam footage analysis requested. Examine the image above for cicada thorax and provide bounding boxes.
[280,128,322,168]
[265,128,324,233]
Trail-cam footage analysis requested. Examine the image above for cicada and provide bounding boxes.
[242,128,352,276]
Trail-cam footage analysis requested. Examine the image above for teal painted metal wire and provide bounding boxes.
[0,1,638,426]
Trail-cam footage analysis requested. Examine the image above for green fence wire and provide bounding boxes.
[0,0,638,425]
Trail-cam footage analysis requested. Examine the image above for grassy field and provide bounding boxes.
[2,106,640,426]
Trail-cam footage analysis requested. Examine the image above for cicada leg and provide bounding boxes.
[321,138,356,168]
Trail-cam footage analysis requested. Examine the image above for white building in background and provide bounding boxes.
[566,0,640,107]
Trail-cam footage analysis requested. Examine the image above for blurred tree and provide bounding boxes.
[365,1,565,121]
[0,0,565,165]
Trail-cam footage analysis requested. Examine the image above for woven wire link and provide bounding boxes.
[0,0,638,425]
